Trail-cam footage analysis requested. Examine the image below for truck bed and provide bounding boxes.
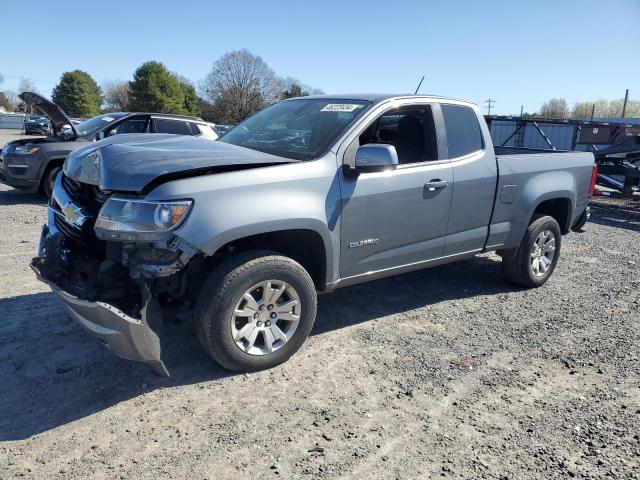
[485,149,595,250]
[494,146,569,155]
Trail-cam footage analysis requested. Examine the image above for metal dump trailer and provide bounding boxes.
[486,115,640,197]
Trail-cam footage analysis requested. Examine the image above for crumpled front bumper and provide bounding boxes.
[31,221,170,377]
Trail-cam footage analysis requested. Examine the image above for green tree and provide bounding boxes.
[179,81,199,116]
[52,70,102,118]
[129,61,189,114]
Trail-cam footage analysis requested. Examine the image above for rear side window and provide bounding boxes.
[442,104,483,158]
[154,118,191,135]
[115,117,148,134]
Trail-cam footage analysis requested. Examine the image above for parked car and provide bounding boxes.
[214,124,233,135]
[60,119,83,139]
[0,92,218,197]
[31,94,596,376]
[24,115,51,135]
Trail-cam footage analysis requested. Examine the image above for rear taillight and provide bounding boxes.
[589,163,598,198]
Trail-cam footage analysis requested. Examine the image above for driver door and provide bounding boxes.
[338,104,453,280]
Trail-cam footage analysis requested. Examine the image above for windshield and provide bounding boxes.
[75,113,126,138]
[220,99,371,160]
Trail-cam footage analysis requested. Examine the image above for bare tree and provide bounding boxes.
[572,98,640,119]
[16,78,37,113]
[18,77,37,94]
[1,90,19,111]
[539,98,569,119]
[103,80,130,112]
[609,99,640,118]
[200,49,281,124]
[279,76,324,99]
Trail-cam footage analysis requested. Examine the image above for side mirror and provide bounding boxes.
[354,144,398,172]
[106,129,117,137]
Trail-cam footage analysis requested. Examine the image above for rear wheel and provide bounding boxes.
[502,214,561,288]
[42,165,61,198]
[195,251,317,371]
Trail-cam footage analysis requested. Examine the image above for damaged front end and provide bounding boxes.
[31,173,200,376]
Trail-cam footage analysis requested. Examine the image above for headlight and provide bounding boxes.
[64,148,102,185]
[13,145,40,155]
[78,150,101,185]
[94,198,193,241]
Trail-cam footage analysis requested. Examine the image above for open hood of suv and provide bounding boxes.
[64,134,297,192]
[19,92,79,138]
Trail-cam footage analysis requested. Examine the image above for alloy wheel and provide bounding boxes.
[231,280,301,355]
[530,229,556,276]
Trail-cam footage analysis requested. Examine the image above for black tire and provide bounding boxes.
[42,165,61,198]
[195,250,317,372]
[502,214,562,288]
[572,208,588,232]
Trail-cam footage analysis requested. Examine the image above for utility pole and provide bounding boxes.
[520,105,524,116]
[621,89,629,118]
[590,103,595,120]
[485,98,495,116]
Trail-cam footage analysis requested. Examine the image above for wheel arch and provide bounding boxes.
[38,156,66,192]
[531,196,573,234]
[195,221,335,291]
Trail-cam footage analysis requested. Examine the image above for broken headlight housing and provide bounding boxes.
[94,198,193,241]
[64,148,102,185]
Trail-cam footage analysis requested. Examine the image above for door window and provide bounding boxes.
[358,106,438,164]
[441,104,483,158]
[154,118,192,135]
[115,116,148,134]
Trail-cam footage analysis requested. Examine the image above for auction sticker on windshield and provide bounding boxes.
[320,104,363,112]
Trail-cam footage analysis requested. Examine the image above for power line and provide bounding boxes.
[0,74,57,85]
[485,98,495,115]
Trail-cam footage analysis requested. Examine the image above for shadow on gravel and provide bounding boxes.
[589,198,640,232]
[0,291,234,441]
[0,255,514,441]
[314,255,513,335]
[0,188,47,206]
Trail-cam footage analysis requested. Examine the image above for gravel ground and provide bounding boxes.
[0,136,638,478]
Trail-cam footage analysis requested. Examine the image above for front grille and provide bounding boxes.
[62,174,81,197]
[61,173,110,213]
[54,176,108,245]
[54,213,86,243]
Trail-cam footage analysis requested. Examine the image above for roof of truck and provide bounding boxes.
[299,93,474,105]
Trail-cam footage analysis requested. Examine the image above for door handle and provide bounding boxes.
[424,180,448,192]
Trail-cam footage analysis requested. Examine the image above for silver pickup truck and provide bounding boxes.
[31,94,597,376]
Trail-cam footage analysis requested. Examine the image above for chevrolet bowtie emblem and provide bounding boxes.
[62,202,87,227]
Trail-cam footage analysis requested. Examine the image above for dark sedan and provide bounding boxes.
[24,115,52,135]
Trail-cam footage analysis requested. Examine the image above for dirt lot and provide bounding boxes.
[0,142,638,478]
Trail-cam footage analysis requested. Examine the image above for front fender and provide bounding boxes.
[145,159,341,286]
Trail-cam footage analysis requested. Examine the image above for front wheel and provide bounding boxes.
[502,214,562,288]
[42,166,61,198]
[195,251,317,371]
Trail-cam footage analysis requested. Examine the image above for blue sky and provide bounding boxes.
[1,0,638,115]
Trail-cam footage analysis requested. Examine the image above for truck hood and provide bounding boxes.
[64,134,297,192]
[19,92,79,138]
